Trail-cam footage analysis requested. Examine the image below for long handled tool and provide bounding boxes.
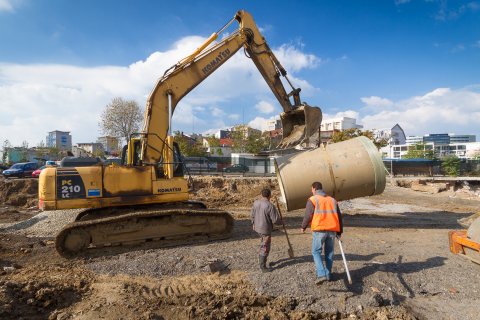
[275,197,294,258]
[337,236,352,284]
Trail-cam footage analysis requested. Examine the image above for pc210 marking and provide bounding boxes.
[61,179,81,198]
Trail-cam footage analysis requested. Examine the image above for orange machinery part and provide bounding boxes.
[448,230,480,255]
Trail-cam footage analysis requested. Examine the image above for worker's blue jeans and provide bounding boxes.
[312,231,336,279]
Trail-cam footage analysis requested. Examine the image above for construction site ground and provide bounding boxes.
[1,176,479,319]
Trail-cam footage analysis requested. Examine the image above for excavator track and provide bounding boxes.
[56,203,234,258]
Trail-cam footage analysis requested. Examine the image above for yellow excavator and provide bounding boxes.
[38,10,322,257]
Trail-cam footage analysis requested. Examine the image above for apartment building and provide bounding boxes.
[46,130,72,151]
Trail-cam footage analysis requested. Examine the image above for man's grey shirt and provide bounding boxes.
[251,198,281,235]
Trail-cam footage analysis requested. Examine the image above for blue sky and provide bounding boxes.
[1,0,479,146]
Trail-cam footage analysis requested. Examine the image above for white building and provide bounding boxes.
[76,142,104,156]
[46,130,72,151]
[406,136,423,145]
[373,124,406,145]
[320,117,363,131]
[266,119,282,131]
[97,136,119,154]
[381,142,480,159]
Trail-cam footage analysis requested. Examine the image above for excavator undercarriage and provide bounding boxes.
[56,202,233,257]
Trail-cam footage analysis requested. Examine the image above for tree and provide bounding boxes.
[403,143,436,160]
[100,97,143,144]
[173,131,206,157]
[442,155,461,176]
[20,140,29,162]
[331,128,388,149]
[2,139,11,164]
[229,125,267,154]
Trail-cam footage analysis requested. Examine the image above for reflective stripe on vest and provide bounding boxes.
[309,195,340,232]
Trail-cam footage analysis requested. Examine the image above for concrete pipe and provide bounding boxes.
[275,136,386,211]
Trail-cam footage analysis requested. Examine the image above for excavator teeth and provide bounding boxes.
[278,104,322,149]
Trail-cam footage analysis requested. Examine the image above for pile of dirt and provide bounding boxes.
[0,264,92,319]
[0,177,38,207]
[191,176,280,209]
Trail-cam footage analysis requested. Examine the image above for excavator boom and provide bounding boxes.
[141,10,322,165]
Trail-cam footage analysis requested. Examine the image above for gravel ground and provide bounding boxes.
[1,180,480,319]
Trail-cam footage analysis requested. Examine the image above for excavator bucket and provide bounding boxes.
[278,104,322,149]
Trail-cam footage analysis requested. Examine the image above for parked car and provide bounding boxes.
[0,164,8,174]
[32,165,46,178]
[223,164,249,173]
[2,162,38,178]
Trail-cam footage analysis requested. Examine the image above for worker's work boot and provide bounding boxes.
[259,255,271,273]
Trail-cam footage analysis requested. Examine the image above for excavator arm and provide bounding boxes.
[141,10,322,165]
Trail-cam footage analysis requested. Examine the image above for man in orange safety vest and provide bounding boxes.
[301,181,343,285]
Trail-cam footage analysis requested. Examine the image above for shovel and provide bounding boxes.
[337,236,352,284]
[275,197,294,258]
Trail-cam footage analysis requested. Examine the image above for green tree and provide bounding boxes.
[2,139,11,164]
[331,128,388,149]
[442,155,461,177]
[173,131,206,157]
[204,135,220,147]
[245,131,265,154]
[100,97,143,144]
[403,143,436,160]
[229,125,267,154]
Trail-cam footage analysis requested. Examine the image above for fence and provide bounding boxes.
[182,156,276,176]
[383,159,480,177]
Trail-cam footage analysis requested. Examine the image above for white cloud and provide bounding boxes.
[0,0,14,12]
[360,96,394,108]
[273,44,320,72]
[360,87,480,137]
[248,116,275,132]
[0,36,319,146]
[254,100,275,114]
[323,110,359,120]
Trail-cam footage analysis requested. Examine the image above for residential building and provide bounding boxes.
[202,138,232,157]
[320,117,363,143]
[76,143,104,156]
[373,124,406,145]
[3,147,56,164]
[320,117,363,132]
[232,125,261,138]
[46,130,72,151]
[97,136,119,154]
[266,119,282,131]
[214,130,231,139]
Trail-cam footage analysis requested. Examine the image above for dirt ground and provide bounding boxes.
[1,175,480,319]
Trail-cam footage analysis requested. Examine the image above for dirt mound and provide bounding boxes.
[191,177,280,209]
[0,177,38,207]
[0,265,91,319]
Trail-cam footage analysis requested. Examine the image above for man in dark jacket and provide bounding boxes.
[251,188,281,272]
[301,181,343,284]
